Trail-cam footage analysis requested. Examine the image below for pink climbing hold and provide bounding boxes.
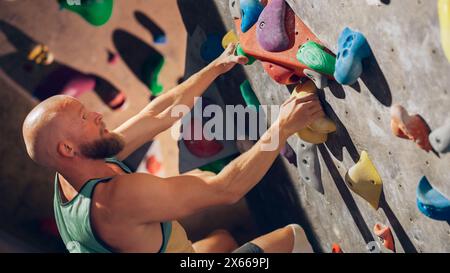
[61,74,96,98]
[256,0,290,52]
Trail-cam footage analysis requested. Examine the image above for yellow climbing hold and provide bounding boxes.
[297,127,328,144]
[222,30,239,49]
[292,81,336,142]
[439,0,450,61]
[345,151,383,209]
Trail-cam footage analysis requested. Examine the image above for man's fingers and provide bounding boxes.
[294,93,317,104]
[232,55,249,65]
[226,42,237,54]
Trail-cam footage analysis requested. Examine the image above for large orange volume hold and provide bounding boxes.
[234,0,332,84]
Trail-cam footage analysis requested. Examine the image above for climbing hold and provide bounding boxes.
[292,81,337,134]
[297,127,328,144]
[240,0,264,33]
[439,0,450,62]
[61,74,96,98]
[334,27,372,85]
[417,176,450,221]
[429,119,450,153]
[183,118,224,158]
[28,44,54,65]
[390,104,432,152]
[222,30,239,49]
[296,140,324,194]
[201,34,224,63]
[261,61,301,85]
[236,44,256,65]
[373,223,396,252]
[59,0,114,27]
[345,151,383,209]
[280,143,297,167]
[331,243,343,253]
[240,80,260,111]
[256,0,290,52]
[107,50,119,65]
[297,41,336,76]
[229,0,241,19]
[142,54,165,96]
[303,69,328,89]
[146,155,162,175]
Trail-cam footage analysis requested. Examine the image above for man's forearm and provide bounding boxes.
[211,123,289,203]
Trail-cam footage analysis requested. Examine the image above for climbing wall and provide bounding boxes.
[209,0,450,252]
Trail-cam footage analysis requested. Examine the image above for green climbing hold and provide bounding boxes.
[59,0,114,27]
[142,55,165,96]
[237,44,256,65]
[297,41,336,76]
[240,80,260,111]
[199,154,237,174]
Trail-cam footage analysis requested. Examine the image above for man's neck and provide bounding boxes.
[57,158,116,192]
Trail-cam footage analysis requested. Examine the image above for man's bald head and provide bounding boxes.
[23,95,78,168]
[23,95,124,169]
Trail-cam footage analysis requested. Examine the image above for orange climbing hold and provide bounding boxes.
[331,243,343,253]
[373,223,396,252]
[234,0,333,84]
[390,104,433,152]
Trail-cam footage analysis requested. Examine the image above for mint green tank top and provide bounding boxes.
[53,158,172,253]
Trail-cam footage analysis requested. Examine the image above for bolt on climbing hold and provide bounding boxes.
[303,69,328,90]
[236,44,256,65]
[334,27,372,85]
[256,0,290,52]
[390,104,433,152]
[373,223,396,252]
[142,55,165,96]
[240,80,260,111]
[297,41,336,76]
[222,30,239,49]
[416,176,450,221]
[229,0,241,19]
[199,154,237,174]
[182,117,224,158]
[439,0,450,62]
[297,127,328,144]
[261,61,300,84]
[240,0,264,33]
[296,140,324,194]
[280,143,297,166]
[331,243,343,253]
[58,0,114,27]
[429,119,450,154]
[345,151,383,209]
[292,81,336,139]
[28,44,54,65]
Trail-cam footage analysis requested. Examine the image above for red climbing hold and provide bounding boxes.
[373,223,396,252]
[390,104,433,152]
[182,118,224,158]
[331,243,343,253]
[146,155,162,175]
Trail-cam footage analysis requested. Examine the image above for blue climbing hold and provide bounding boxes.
[240,0,264,33]
[201,34,224,63]
[334,27,372,85]
[416,176,450,221]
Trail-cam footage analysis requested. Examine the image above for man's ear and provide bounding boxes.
[57,141,76,158]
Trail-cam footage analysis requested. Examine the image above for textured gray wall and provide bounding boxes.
[212,0,450,252]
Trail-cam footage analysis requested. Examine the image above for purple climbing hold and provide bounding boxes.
[256,0,290,52]
[280,143,297,167]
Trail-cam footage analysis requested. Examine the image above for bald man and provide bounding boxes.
[22,44,322,253]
